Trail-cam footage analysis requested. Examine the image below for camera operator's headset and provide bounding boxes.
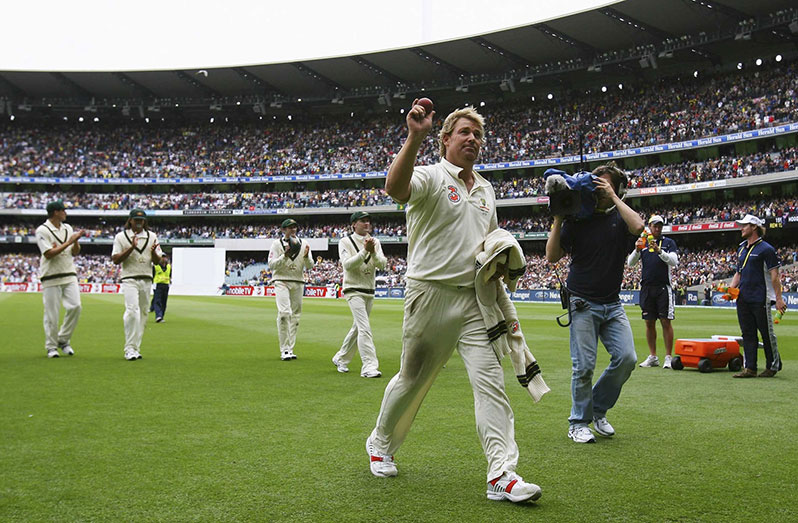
[553,169,630,328]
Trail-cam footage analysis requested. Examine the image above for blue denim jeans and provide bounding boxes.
[568,296,637,426]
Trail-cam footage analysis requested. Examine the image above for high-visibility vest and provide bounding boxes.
[154,264,171,284]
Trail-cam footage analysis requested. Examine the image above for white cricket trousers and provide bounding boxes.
[274,280,303,354]
[334,292,379,374]
[42,280,82,352]
[123,279,152,353]
[370,279,519,482]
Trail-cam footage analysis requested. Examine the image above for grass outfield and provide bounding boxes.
[1,292,796,522]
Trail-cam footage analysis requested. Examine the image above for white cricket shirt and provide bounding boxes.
[401,158,497,287]
[339,233,387,292]
[36,220,78,288]
[112,229,162,280]
[269,237,314,282]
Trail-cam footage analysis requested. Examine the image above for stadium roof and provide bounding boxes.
[1,0,796,114]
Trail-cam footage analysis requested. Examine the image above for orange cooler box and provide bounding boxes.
[672,338,743,373]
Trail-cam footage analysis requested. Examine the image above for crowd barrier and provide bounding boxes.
[4,283,797,310]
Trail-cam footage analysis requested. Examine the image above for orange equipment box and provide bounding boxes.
[672,338,743,373]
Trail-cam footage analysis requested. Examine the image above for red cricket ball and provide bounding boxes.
[417,97,434,116]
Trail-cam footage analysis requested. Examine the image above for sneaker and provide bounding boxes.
[59,345,75,356]
[758,368,777,378]
[47,348,60,359]
[733,368,757,378]
[361,370,382,378]
[592,417,615,437]
[332,356,349,373]
[281,351,292,361]
[487,472,542,503]
[288,351,297,360]
[639,355,659,368]
[124,349,140,361]
[366,436,397,477]
[663,355,673,369]
[568,424,596,444]
[155,317,163,323]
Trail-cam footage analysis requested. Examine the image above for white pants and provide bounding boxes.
[275,281,303,354]
[334,293,379,374]
[123,279,152,353]
[371,279,518,482]
[42,280,82,352]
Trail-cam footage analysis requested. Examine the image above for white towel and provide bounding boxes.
[475,229,550,402]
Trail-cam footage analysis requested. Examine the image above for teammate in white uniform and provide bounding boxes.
[332,211,386,378]
[268,218,314,360]
[36,200,84,358]
[366,103,541,503]
[111,209,163,361]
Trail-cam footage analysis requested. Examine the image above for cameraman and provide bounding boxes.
[546,162,644,444]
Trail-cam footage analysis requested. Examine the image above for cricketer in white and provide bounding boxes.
[268,218,314,361]
[36,200,84,358]
[366,102,542,503]
[332,211,387,378]
[111,209,163,361]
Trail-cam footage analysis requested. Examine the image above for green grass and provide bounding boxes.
[1,293,796,522]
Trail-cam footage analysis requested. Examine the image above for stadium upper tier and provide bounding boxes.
[2,60,795,182]
[2,148,797,214]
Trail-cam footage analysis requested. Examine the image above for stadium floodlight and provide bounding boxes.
[776,54,783,62]
[9,115,14,121]
[755,58,763,66]
[618,83,623,90]
[78,116,84,122]
[236,101,241,106]
[480,101,486,107]
[737,62,743,70]
[694,70,699,78]
[93,117,99,122]
[209,117,214,123]
[547,93,553,100]
[601,86,607,93]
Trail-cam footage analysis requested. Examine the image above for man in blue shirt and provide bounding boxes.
[546,162,644,443]
[627,215,679,369]
[729,215,786,378]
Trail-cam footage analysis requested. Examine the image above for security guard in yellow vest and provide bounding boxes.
[152,255,171,323]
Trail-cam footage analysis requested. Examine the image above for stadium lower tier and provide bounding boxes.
[3,244,796,292]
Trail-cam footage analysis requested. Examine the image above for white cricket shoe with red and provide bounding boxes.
[366,436,397,477]
[487,472,542,502]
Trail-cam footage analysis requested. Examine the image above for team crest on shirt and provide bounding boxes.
[511,320,520,334]
[478,197,491,212]
[446,185,461,203]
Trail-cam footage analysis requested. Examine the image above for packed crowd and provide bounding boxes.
[1,60,794,179]
[5,245,795,291]
[1,253,119,284]
[3,191,797,242]
[4,147,796,214]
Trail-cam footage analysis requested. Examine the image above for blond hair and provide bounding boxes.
[438,107,485,158]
